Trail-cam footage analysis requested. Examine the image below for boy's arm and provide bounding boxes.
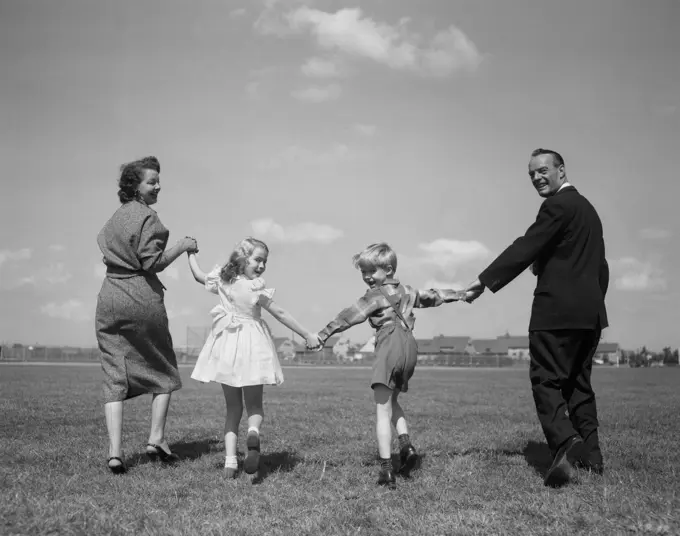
[316,293,381,344]
[415,288,467,308]
[187,253,207,285]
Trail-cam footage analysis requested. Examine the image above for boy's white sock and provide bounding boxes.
[225,455,238,469]
[247,426,259,435]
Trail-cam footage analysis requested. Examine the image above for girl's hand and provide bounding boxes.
[305,333,322,352]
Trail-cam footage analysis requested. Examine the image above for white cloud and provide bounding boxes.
[49,244,65,252]
[291,83,342,102]
[251,218,344,244]
[423,279,465,291]
[264,143,351,169]
[301,56,343,78]
[638,228,671,240]
[284,7,482,77]
[613,257,666,291]
[0,248,32,267]
[353,123,377,137]
[254,0,308,36]
[45,263,72,284]
[416,239,491,270]
[8,262,71,287]
[399,239,491,283]
[230,8,247,19]
[40,300,90,322]
[245,66,284,100]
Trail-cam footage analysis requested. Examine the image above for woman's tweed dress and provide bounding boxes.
[95,200,181,402]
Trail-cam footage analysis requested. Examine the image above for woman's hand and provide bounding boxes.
[180,236,198,254]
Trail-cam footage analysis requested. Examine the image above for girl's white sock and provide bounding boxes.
[247,426,259,435]
[225,455,238,469]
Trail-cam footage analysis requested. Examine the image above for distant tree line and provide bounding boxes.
[624,346,679,368]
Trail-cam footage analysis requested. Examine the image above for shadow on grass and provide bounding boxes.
[522,440,553,476]
[171,437,222,461]
[122,438,222,468]
[252,451,302,484]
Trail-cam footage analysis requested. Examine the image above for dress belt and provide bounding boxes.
[105,266,167,290]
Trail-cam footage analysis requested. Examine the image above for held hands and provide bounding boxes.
[442,290,469,303]
[181,236,199,254]
[305,333,323,352]
[462,279,485,303]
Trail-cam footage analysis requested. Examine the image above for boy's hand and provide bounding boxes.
[442,290,468,302]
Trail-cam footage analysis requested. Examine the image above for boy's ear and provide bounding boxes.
[385,265,395,276]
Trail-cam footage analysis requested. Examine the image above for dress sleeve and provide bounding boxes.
[137,213,170,272]
[250,278,275,307]
[204,266,222,294]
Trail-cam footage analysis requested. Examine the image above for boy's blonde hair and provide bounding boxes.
[220,237,269,283]
[352,242,397,273]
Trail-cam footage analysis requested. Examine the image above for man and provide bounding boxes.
[465,148,608,487]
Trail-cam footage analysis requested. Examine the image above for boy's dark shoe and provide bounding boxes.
[544,435,585,487]
[378,468,396,489]
[398,444,419,477]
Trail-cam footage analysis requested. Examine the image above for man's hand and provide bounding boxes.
[463,279,485,303]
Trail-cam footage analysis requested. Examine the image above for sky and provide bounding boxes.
[1,0,678,352]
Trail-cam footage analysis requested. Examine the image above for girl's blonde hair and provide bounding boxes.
[220,237,269,283]
[352,242,397,273]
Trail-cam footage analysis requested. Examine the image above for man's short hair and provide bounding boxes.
[531,148,564,168]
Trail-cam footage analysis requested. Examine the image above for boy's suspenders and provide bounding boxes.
[378,285,413,333]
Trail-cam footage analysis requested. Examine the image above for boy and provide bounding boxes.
[310,243,466,488]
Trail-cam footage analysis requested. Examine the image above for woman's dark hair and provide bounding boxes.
[117,156,161,203]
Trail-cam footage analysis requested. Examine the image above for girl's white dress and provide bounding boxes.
[191,268,284,387]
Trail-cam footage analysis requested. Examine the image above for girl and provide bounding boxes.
[188,237,319,478]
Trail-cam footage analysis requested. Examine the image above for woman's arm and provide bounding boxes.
[187,253,207,285]
[263,302,319,349]
[152,238,196,272]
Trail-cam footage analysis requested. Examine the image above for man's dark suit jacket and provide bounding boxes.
[479,186,608,331]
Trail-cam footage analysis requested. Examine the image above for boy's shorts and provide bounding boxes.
[371,323,418,393]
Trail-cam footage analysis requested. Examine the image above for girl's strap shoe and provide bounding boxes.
[146,443,179,463]
[107,456,127,474]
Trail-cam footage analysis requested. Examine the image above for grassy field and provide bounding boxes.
[1,364,679,535]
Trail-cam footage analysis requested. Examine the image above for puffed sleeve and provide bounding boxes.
[137,213,170,272]
[249,278,276,307]
[204,265,222,294]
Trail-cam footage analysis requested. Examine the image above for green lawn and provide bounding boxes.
[1,364,678,535]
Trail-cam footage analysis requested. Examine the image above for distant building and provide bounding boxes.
[594,342,621,364]
[497,335,530,359]
[469,338,509,355]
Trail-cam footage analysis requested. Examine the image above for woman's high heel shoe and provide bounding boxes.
[146,443,179,463]
[107,456,127,474]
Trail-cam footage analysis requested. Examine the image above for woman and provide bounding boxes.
[95,156,197,474]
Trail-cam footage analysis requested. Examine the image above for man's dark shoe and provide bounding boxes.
[378,468,397,489]
[577,431,604,474]
[398,444,419,477]
[544,435,585,487]
[575,454,604,475]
